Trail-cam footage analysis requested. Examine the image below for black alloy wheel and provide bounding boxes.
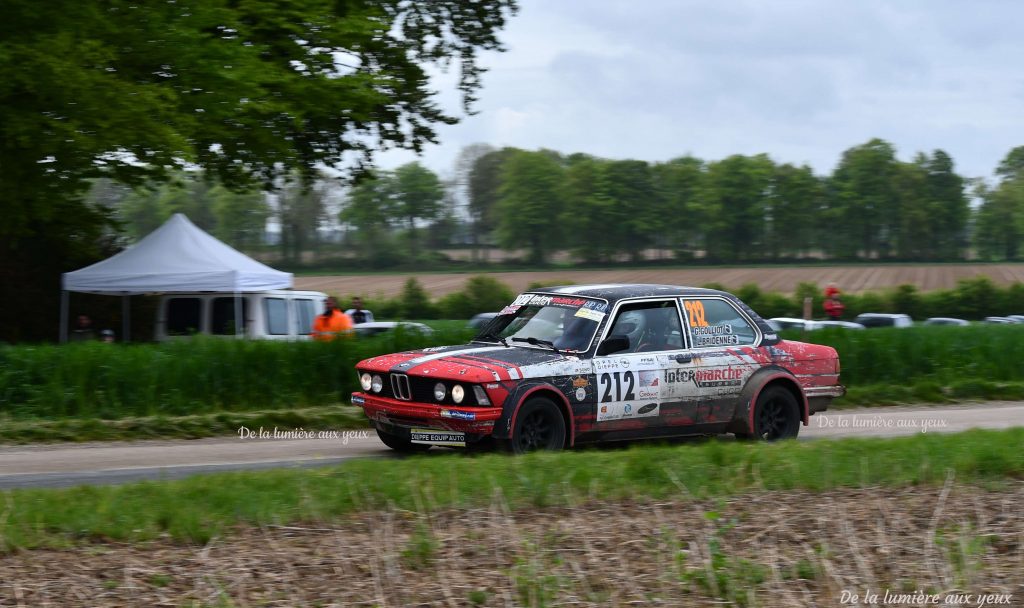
[509,398,566,454]
[753,386,801,441]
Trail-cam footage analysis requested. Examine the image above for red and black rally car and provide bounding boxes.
[352,284,844,453]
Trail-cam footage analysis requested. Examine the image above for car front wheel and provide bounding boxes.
[376,428,432,453]
[506,397,566,454]
[751,386,801,441]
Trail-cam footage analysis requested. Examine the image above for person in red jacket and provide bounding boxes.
[312,297,353,340]
[823,285,845,320]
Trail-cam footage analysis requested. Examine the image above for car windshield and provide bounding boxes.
[474,294,607,352]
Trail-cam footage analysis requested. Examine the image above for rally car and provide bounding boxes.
[352,284,844,453]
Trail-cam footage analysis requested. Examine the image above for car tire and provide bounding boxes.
[504,397,567,454]
[752,386,801,441]
[376,428,432,453]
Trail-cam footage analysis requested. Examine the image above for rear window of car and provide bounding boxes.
[681,298,758,347]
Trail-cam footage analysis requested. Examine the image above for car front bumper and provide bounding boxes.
[352,392,504,434]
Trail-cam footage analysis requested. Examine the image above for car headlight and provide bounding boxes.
[371,375,383,393]
[360,373,372,391]
[433,382,446,401]
[473,385,491,406]
[452,384,465,404]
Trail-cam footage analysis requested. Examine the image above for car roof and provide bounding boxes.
[855,313,910,318]
[536,283,732,302]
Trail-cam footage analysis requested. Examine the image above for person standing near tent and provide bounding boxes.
[312,296,353,340]
[69,314,97,342]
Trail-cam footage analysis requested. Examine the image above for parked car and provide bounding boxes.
[157,290,327,341]
[768,318,865,331]
[467,312,499,330]
[924,317,970,326]
[353,321,434,338]
[817,320,866,330]
[352,284,844,453]
[853,313,913,328]
[984,316,1019,324]
[767,317,822,331]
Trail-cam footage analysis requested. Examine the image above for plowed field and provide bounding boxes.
[295,264,1024,298]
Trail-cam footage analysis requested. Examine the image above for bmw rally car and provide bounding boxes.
[352,284,844,453]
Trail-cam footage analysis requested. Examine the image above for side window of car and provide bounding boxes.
[606,300,685,353]
[682,298,758,347]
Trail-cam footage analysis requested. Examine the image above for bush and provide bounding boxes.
[437,275,515,318]
[399,278,437,319]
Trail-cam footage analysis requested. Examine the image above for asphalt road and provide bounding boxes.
[1,401,1021,489]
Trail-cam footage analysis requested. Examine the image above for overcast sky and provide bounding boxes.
[374,0,1023,182]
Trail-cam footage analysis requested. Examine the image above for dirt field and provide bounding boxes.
[3,482,1020,607]
[295,263,1024,299]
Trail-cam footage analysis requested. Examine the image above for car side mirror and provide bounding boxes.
[597,335,630,356]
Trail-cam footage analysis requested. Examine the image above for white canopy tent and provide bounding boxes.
[61,213,292,341]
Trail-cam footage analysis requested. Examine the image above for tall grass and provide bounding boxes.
[786,325,1024,386]
[2,325,1023,422]
[0,328,472,420]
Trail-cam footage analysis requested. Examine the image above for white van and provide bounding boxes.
[156,290,328,341]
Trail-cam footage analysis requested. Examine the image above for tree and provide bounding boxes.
[974,147,1024,260]
[453,143,496,259]
[0,0,517,341]
[700,154,774,262]
[766,164,822,259]
[828,139,900,259]
[340,176,402,266]
[391,162,444,258]
[211,184,269,251]
[276,177,330,265]
[604,160,658,262]
[495,150,566,265]
[922,150,968,260]
[468,147,517,259]
[563,155,617,262]
[652,157,705,260]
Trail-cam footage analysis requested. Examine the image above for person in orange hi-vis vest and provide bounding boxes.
[312,296,353,340]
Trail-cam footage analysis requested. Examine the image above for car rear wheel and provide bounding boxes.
[506,397,566,454]
[752,386,801,441]
[376,428,432,453]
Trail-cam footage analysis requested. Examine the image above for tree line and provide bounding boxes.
[112,140,987,269]
[93,140,1024,268]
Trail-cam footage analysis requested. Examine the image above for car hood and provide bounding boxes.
[357,343,577,383]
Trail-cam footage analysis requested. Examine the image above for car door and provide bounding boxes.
[593,298,701,430]
[677,296,763,426]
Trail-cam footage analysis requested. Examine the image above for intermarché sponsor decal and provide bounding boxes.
[663,367,743,388]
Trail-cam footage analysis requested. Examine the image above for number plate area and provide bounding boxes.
[410,428,466,447]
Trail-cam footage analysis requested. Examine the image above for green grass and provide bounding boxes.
[0,405,368,444]
[0,428,1021,552]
